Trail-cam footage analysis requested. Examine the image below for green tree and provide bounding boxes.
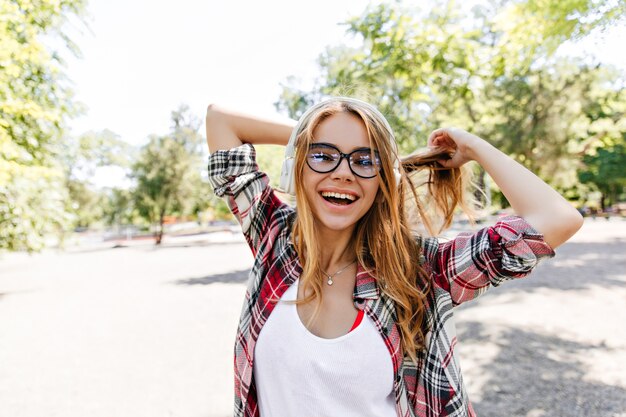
[0,0,87,251]
[58,129,134,229]
[578,132,626,210]
[102,187,140,229]
[490,0,626,66]
[130,105,207,244]
[275,0,626,206]
[481,62,623,188]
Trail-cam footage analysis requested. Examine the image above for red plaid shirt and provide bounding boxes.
[208,144,555,417]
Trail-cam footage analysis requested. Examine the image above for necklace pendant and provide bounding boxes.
[327,276,333,286]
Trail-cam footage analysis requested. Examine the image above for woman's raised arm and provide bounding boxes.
[205,104,295,153]
[428,127,583,249]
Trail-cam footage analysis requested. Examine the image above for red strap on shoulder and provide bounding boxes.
[349,309,365,332]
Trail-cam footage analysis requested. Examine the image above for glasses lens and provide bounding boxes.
[307,145,340,173]
[349,149,380,178]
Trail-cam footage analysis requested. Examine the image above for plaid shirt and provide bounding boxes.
[208,144,555,417]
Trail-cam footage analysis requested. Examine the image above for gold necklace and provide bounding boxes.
[321,260,356,286]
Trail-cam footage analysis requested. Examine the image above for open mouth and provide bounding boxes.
[320,191,358,206]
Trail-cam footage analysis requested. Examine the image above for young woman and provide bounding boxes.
[205,97,583,417]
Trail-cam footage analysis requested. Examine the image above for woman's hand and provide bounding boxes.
[427,126,583,249]
[427,127,485,168]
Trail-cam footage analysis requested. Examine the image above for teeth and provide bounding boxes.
[321,191,356,201]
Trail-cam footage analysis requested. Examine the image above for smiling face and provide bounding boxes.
[301,111,380,238]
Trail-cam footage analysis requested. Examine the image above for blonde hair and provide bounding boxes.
[290,98,473,362]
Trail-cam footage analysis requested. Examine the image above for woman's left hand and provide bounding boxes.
[428,127,583,249]
[427,127,484,168]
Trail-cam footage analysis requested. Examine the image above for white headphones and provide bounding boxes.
[278,97,402,196]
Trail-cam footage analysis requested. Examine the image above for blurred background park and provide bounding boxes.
[1,0,626,416]
[1,0,625,251]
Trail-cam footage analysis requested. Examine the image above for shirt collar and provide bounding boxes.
[354,263,381,300]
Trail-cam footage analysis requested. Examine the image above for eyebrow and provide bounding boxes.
[309,142,376,153]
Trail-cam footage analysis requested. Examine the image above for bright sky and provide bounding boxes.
[64,0,625,186]
[65,0,384,144]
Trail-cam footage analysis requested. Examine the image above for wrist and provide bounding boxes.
[464,135,492,163]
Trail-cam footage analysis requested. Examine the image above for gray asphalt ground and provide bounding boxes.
[0,218,625,417]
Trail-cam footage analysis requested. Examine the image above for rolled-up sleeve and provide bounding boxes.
[422,216,555,306]
[208,143,265,198]
[207,144,286,254]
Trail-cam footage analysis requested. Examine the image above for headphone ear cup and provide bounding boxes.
[394,168,402,188]
[392,158,402,188]
[279,158,295,195]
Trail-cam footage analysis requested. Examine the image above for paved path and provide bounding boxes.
[0,220,624,417]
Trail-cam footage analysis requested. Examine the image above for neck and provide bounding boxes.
[316,225,357,272]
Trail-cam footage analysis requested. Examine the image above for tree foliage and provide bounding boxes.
[578,132,626,209]
[101,187,140,229]
[1,0,87,251]
[59,129,134,229]
[130,105,208,244]
[275,0,626,206]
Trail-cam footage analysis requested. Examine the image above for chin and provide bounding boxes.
[314,214,360,235]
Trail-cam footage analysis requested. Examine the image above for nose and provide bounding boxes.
[331,156,354,180]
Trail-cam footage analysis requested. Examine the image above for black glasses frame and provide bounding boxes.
[305,143,381,179]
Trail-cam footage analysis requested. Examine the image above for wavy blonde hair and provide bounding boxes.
[291,98,473,362]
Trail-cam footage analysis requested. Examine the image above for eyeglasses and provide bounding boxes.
[305,143,381,179]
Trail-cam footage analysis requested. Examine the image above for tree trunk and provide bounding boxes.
[609,185,617,210]
[600,192,607,212]
[156,213,164,245]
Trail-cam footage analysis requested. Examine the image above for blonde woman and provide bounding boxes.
[205,97,582,417]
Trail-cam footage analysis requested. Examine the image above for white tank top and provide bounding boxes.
[254,278,397,417]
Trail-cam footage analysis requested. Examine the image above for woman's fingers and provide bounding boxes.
[427,128,470,168]
[428,127,486,168]
[428,129,457,149]
[427,129,445,147]
[427,128,444,147]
